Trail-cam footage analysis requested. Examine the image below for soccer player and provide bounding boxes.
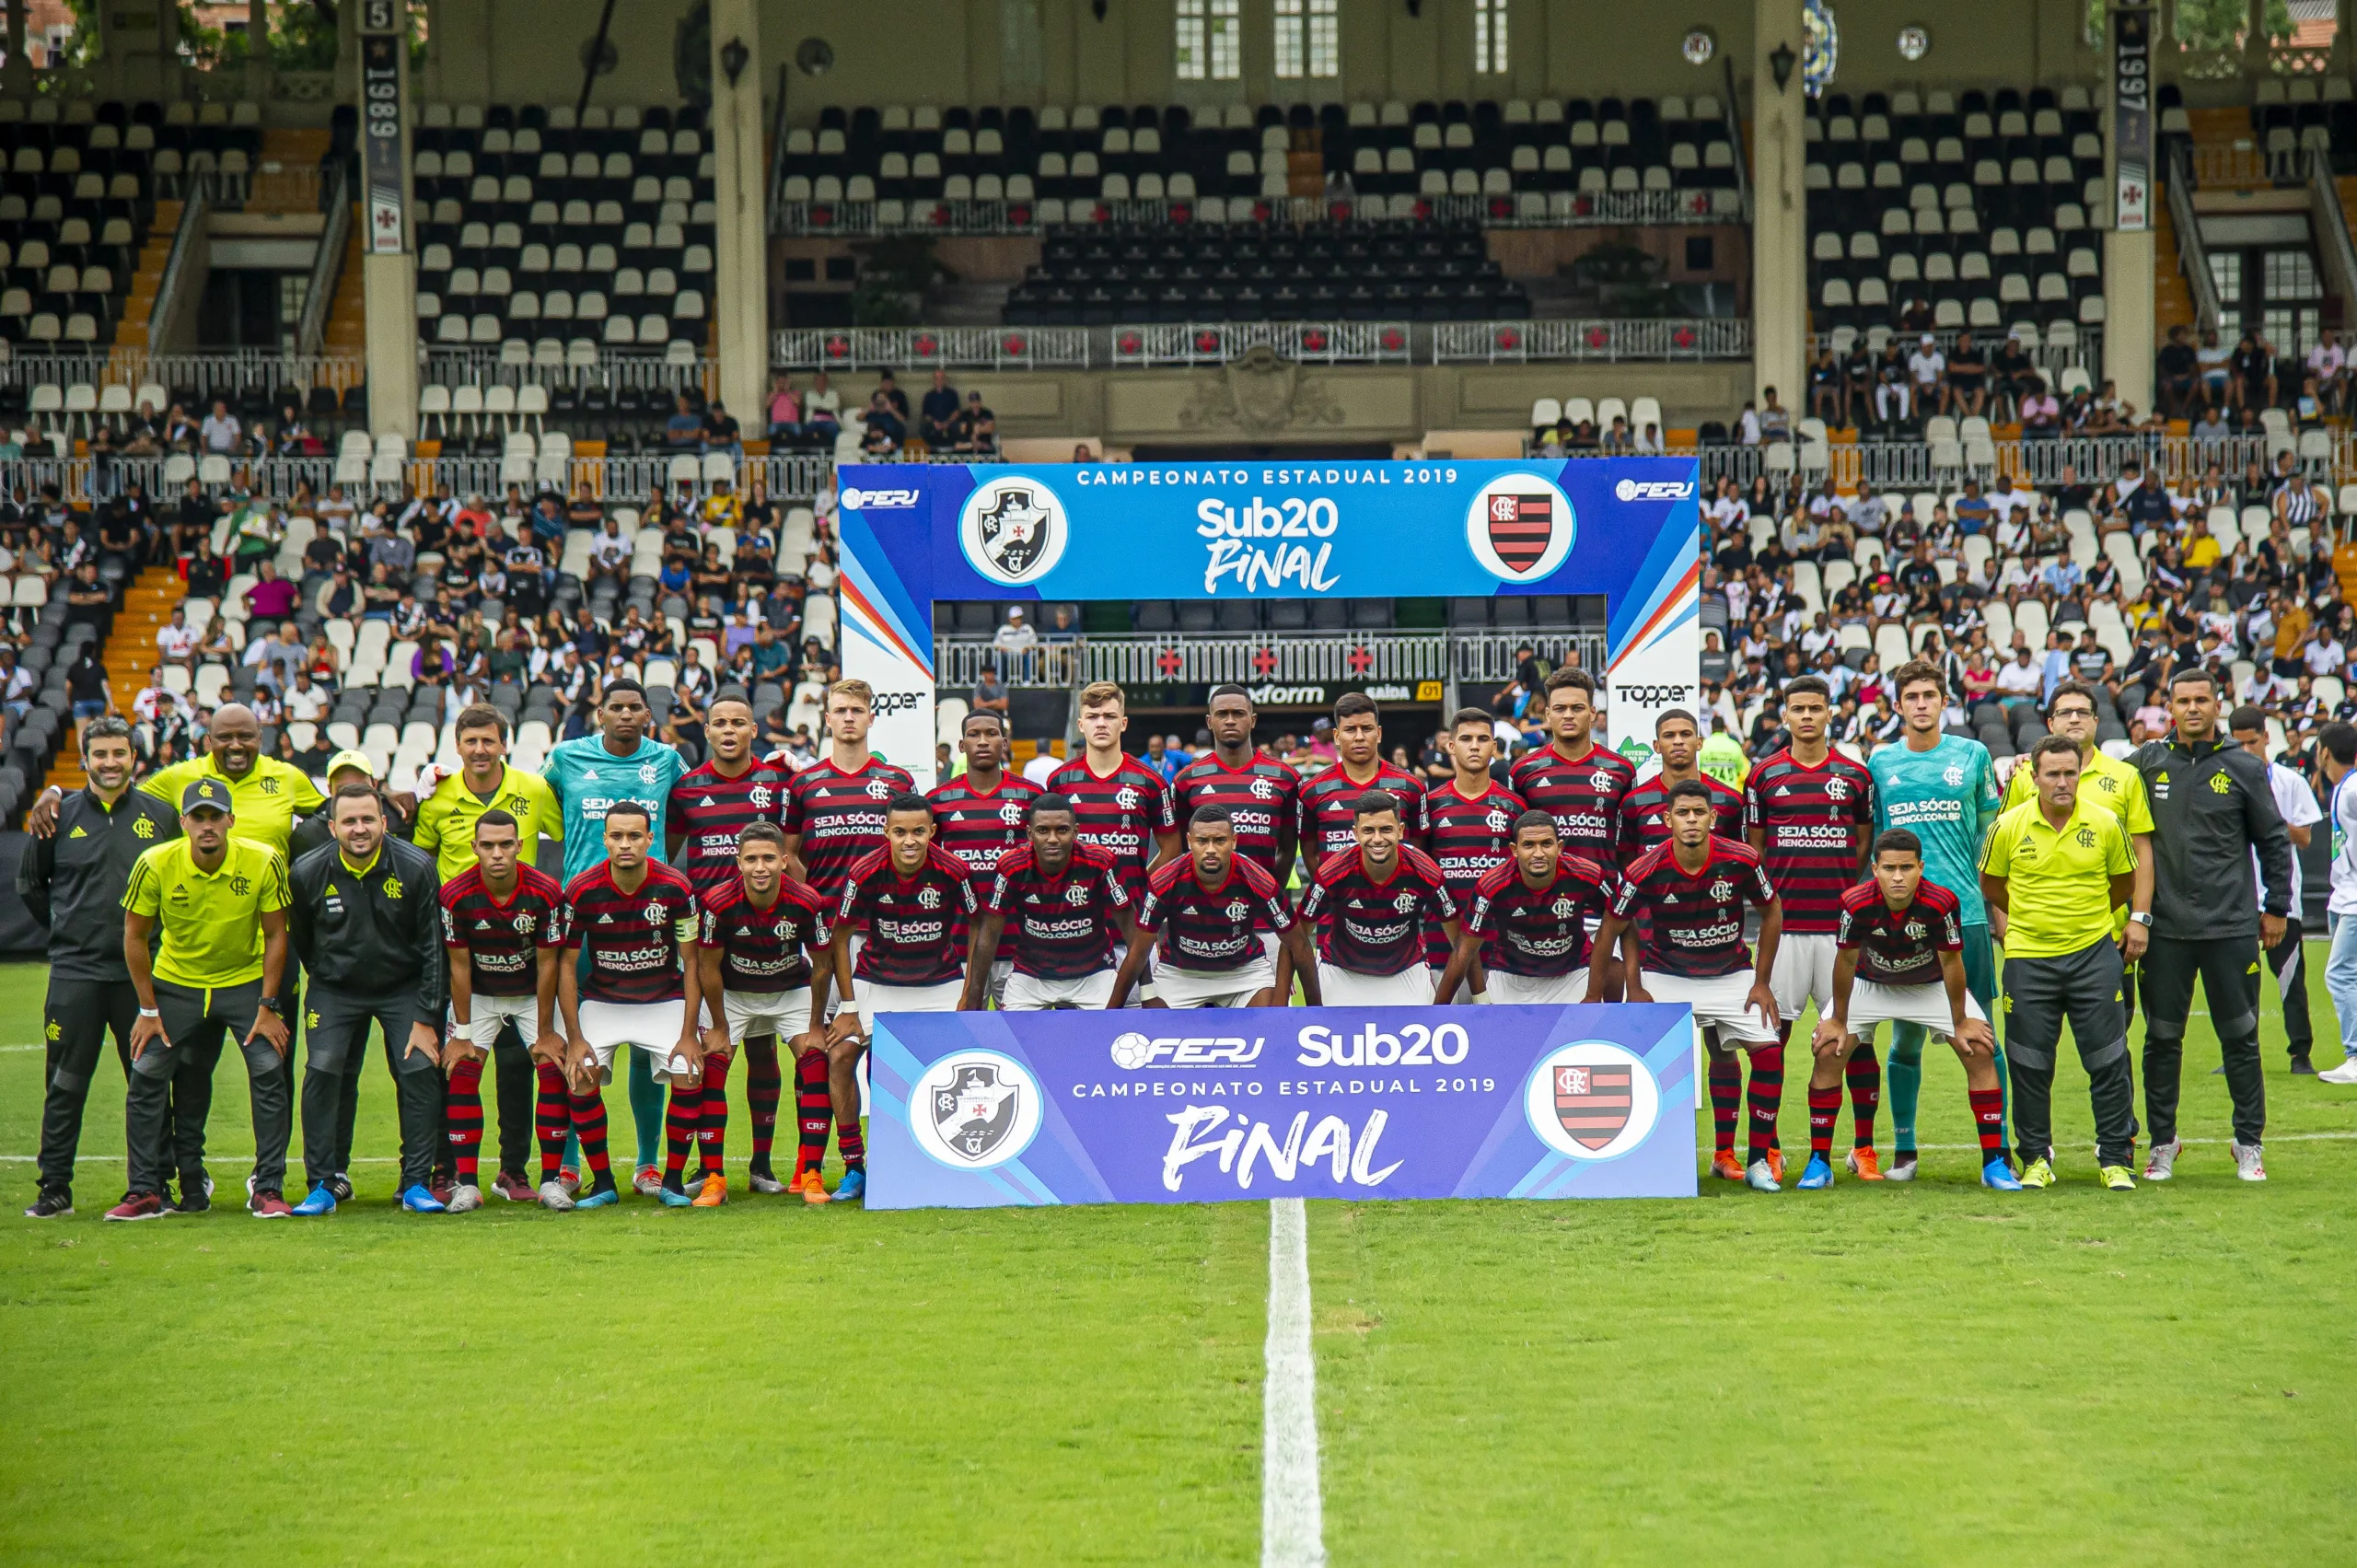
[668,690,798,1191]
[286,784,448,1215]
[1868,660,2006,1180]
[1980,736,2142,1190]
[438,808,568,1210]
[1436,809,1616,1005]
[828,795,977,1201]
[1421,707,1528,971]
[2129,669,2293,1182]
[542,678,690,1195]
[2317,724,2357,1085]
[1508,667,1636,985]
[1297,790,1462,1005]
[695,821,832,1205]
[2228,704,2323,1074]
[555,802,709,1209]
[1111,806,1318,1007]
[927,708,1044,1006]
[1597,779,1786,1190]
[1808,830,2014,1190]
[1296,692,1427,866]
[112,780,295,1220]
[19,717,181,1218]
[1747,675,1877,1177]
[967,794,1144,1009]
[1048,680,1179,905]
[1619,708,1746,857]
[1171,685,1300,888]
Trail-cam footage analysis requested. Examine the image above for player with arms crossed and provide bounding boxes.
[1509,668,1635,987]
[927,708,1043,1006]
[1747,675,1878,1179]
[966,794,1144,1010]
[1421,707,1528,975]
[1806,829,2014,1190]
[1596,780,1787,1190]
[1297,693,1427,868]
[1436,809,1616,1004]
[1297,791,1463,1005]
[1111,806,1318,1008]
[695,820,832,1205]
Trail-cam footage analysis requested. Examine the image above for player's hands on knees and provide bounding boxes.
[1954,1017,1995,1058]
[701,1026,732,1064]
[405,1021,443,1068]
[249,1005,291,1055]
[1622,981,1653,1005]
[564,1034,596,1093]
[1746,983,1782,1037]
[1809,1019,1852,1060]
[791,1027,828,1060]
[128,1012,166,1062]
[529,1030,565,1068]
[824,1013,865,1047]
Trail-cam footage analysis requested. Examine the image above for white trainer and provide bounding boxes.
[2142,1138,2182,1181]
[632,1166,663,1197]
[748,1170,789,1194]
[445,1183,484,1213]
[538,1179,576,1211]
[2230,1141,2267,1182]
[2318,1059,2357,1085]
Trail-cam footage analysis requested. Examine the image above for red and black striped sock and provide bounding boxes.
[1745,1046,1784,1163]
[1969,1087,2007,1162]
[698,1051,732,1176]
[1807,1086,1841,1159]
[837,1114,866,1173]
[568,1088,614,1190]
[446,1057,485,1184]
[1845,1046,1881,1149]
[794,1048,831,1180]
[662,1080,703,1185]
[533,1062,570,1181]
[744,1037,782,1174]
[1707,1056,1742,1154]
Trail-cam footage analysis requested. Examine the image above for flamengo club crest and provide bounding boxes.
[1525,1040,1661,1161]
[1708,877,1734,903]
[909,1051,1043,1169]
[1465,472,1576,582]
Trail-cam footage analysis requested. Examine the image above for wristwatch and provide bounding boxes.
[258,995,285,1014]
[2128,912,2154,927]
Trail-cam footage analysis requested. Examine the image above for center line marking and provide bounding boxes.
[1262,1196,1325,1568]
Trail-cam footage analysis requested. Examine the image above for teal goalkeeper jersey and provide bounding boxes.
[1868,735,2002,925]
[540,735,690,884]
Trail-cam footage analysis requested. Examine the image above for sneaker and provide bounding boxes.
[2231,1141,2267,1182]
[2099,1165,2137,1191]
[630,1164,661,1196]
[2142,1138,2183,1182]
[799,1169,831,1205]
[399,1184,448,1214]
[1765,1148,1785,1184]
[749,1168,789,1194]
[493,1171,536,1203]
[1744,1158,1781,1192]
[1885,1152,1920,1183]
[2018,1156,2056,1189]
[2290,1056,2317,1076]
[250,1190,294,1218]
[24,1190,72,1219]
[428,1177,458,1208]
[1795,1154,1836,1190]
[656,1181,695,1208]
[173,1187,211,1215]
[693,1172,728,1208]
[446,1183,484,1214]
[538,1179,576,1212]
[575,1185,621,1210]
[326,1174,354,1203]
[1708,1150,1746,1182]
[290,1184,338,1217]
[103,1191,168,1222]
[834,1168,866,1202]
[1845,1147,1886,1180]
[1980,1158,2025,1191]
[2318,1058,2357,1085]
[558,1166,582,1195]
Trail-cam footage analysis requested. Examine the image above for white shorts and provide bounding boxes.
[1840,980,1988,1041]
[1769,933,1839,1020]
[723,986,813,1046]
[576,999,696,1084]
[1156,957,1276,1009]
[1643,970,1781,1044]
[852,976,965,1030]
[454,989,537,1052]
[1318,962,1437,1007]
[1002,970,1119,1011]
[1109,942,1151,1008]
[1484,968,1590,1005]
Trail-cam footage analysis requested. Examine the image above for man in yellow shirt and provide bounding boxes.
[412,703,565,881]
[1980,736,2142,1191]
[32,704,323,862]
[110,779,295,1221]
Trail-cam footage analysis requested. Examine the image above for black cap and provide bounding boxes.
[180,779,231,815]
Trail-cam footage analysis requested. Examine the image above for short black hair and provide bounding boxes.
[2167,666,2219,693]
[1332,692,1379,724]
[2320,722,2357,766]
[1510,808,1559,841]
[961,708,1005,734]
[886,791,932,818]
[1873,828,1923,859]
[709,685,753,714]
[329,781,380,819]
[1028,791,1076,820]
[738,820,786,850]
[1782,675,1831,703]
[1188,804,1235,830]
[1665,779,1713,808]
[1653,707,1698,735]
[471,807,519,838]
[1353,789,1401,820]
[2030,733,2084,769]
[1206,682,1252,707]
[1451,707,1493,732]
[603,800,653,829]
[1544,667,1597,699]
[2228,704,2269,735]
[602,677,647,703]
[2046,679,2100,716]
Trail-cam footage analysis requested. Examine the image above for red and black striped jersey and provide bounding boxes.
[1045,753,1177,902]
[924,772,1045,878]
[667,758,792,895]
[1744,749,1876,934]
[988,842,1132,981]
[440,863,565,997]
[562,860,700,1005]
[1508,742,1636,865]
[698,875,831,993]
[837,844,976,988]
[1609,836,1778,980]
[782,756,917,900]
[1136,855,1294,971]
[1463,854,1615,976]
[1619,772,1749,867]
[1836,878,1962,987]
[1295,761,1427,865]
[1418,779,1529,966]
[1298,845,1457,977]
[1169,753,1300,877]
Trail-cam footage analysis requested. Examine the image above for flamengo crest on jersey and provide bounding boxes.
[838,843,976,987]
[1298,845,1457,976]
[1171,755,1301,876]
[562,860,699,1005]
[1510,742,1635,860]
[1464,853,1614,976]
[1296,760,1427,864]
[990,842,1132,980]
[1836,878,1963,987]
[1610,836,1777,980]
[784,757,917,899]
[1137,854,1293,970]
[1745,749,1875,934]
[439,864,565,997]
[698,876,831,993]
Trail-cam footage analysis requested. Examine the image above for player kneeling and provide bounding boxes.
[1111,806,1320,1007]
[1436,810,1615,1004]
[1807,830,2014,1190]
[965,794,1143,1010]
[694,821,833,1207]
[1298,790,1462,1005]
[1595,780,1789,1190]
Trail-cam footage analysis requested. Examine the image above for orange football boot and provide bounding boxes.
[1710,1149,1747,1182]
[1845,1147,1886,1180]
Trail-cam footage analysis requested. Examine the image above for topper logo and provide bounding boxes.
[1614,479,1695,502]
[1109,1032,1267,1069]
[840,486,921,509]
[869,691,924,716]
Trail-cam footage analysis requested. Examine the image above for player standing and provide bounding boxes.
[1596,781,1786,1190]
[966,794,1143,1009]
[1297,791,1462,1005]
[1049,680,1180,906]
[1111,806,1318,1007]
[1746,675,1877,1178]
[1436,809,1615,1004]
[2227,704,2324,1074]
[2317,724,2357,1084]
[926,708,1044,1005]
[1508,668,1636,986]
[1170,685,1301,889]
[1619,708,1747,856]
[1807,830,2014,1190]
[1296,692,1427,866]
[1421,708,1528,973]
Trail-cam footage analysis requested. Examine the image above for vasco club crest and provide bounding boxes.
[958,475,1069,586]
[909,1051,1044,1171]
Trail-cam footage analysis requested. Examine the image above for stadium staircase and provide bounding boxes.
[108,200,184,355]
[252,128,332,214]
[2153,184,2195,336]
[321,205,366,358]
[41,566,185,795]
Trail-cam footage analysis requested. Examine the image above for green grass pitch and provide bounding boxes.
[3,958,2353,1564]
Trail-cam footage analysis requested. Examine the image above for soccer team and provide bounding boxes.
[17,651,2300,1219]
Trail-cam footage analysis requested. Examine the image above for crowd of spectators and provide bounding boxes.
[766,366,999,459]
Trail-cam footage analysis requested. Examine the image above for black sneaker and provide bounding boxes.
[174,1187,212,1214]
[327,1173,354,1202]
[24,1189,73,1219]
[2291,1056,2318,1076]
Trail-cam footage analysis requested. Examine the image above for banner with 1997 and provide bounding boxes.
[867,1005,1699,1207]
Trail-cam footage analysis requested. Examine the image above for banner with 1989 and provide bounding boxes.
[867,1005,1699,1208]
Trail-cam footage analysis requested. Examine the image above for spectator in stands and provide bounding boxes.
[918,370,962,450]
[2308,330,2347,414]
[2277,470,2323,532]
[2306,623,2347,681]
[1736,401,1760,445]
[768,372,802,437]
[2229,330,2278,412]
[1755,387,1792,444]
[316,565,359,620]
[1808,347,1843,425]
[803,372,842,441]
[875,370,911,425]
[993,607,1039,679]
[954,390,997,454]
[666,394,703,451]
[1993,333,2041,418]
[284,668,331,727]
[1840,337,1875,427]
[972,664,1010,721]
[1993,645,2044,710]
[861,389,906,452]
[702,401,742,459]
[1874,339,1912,425]
[1943,331,1988,417]
[1906,333,1946,423]
[2156,324,2200,417]
[64,561,111,627]
[200,400,241,456]
[2197,327,2234,406]
[156,608,198,668]
[243,561,299,629]
[587,516,631,585]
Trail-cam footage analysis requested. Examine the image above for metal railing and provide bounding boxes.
[771,326,1091,372]
[420,347,719,399]
[0,452,834,508]
[1435,317,1750,364]
[0,348,368,398]
[1109,321,1413,367]
[937,627,1605,692]
[771,187,1737,236]
[295,165,351,358]
[2185,140,2271,190]
[1675,431,2351,494]
[2167,145,2224,338]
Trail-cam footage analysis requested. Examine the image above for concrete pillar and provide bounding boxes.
[710,0,771,437]
[358,2,417,437]
[4,0,30,95]
[245,0,271,101]
[1750,0,1808,412]
[2106,233,2155,412]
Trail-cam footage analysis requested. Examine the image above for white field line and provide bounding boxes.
[1262,1197,1326,1568]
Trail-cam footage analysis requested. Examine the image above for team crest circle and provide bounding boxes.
[1524,1040,1660,1160]
[959,475,1068,586]
[910,1050,1043,1169]
[1464,471,1576,582]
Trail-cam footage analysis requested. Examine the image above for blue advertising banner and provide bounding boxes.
[865,1005,1699,1208]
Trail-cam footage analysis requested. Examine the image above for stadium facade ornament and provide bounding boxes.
[1175,345,1347,436]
